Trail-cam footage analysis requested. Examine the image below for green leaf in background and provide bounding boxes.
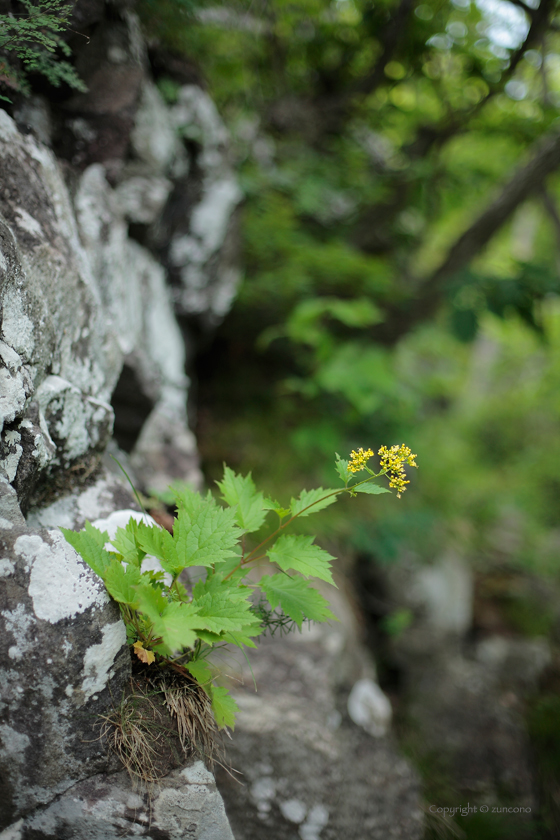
[267,534,335,584]
[61,525,113,579]
[104,559,142,606]
[84,520,109,547]
[186,659,213,690]
[174,496,241,568]
[111,519,146,568]
[262,497,291,518]
[192,587,262,634]
[154,601,199,652]
[217,466,267,533]
[135,582,168,623]
[134,520,181,575]
[334,455,351,485]
[209,685,239,729]
[259,574,337,628]
[290,487,339,518]
[351,483,391,495]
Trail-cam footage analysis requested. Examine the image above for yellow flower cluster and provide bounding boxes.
[348,447,374,473]
[378,444,418,498]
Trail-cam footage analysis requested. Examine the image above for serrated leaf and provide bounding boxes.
[191,574,260,633]
[192,572,249,602]
[267,534,335,584]
[134,521,181,576]
[172,484,212,518]
[186,659,213,690]
[195,629,224,644]
[334,455,352,484]
[217,467,267,533]
[60,525,113,579]
[351,482,391,495]
[259,574,337,628]
[155,601,199,652]
[193,593,260,634]
[262,498,291,518]
[135,582,168,623]
[104,559,142,605]
[111,519,146,568]
[290,487,339,518]
[210,685,239,729]
[84,520,110,547]
[174,497,241,568]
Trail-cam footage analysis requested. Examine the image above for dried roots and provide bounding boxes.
[99,666,221,784]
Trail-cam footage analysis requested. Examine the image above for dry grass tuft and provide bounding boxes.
[99,665,223,784]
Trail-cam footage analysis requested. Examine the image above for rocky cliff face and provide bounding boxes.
[0,3,423,838]
[0,1,240,835]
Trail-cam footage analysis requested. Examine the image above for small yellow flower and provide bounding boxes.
[378,444,418,498]
[348,447,374,473]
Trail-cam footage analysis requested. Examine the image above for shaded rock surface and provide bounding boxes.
[0,3,424,838]
[0,0,241,834]
[0,518,130,826]
[3,761,234,840]
[360,551,551,818]
[216,584,423,839]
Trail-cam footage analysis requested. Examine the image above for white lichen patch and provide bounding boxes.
[1,287,35,357]
[347,678,392,738]
[279,799,307,825]
[0,817,24,840]
[0,724,30,766]
[14,207,43,239]
[0,558,15,576]
[19,531,108,623]
[181,760,215,786]
[80,621,126,700]
[2,603,36,660]
[0,434,23,482]
[299,804,329,840]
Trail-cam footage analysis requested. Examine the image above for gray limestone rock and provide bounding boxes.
[2,761,235,840]
[0,524,130,827]
[215,585,423,840]
[0,107,197,507]
[165,85,243,327]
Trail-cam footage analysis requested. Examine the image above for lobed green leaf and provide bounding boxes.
[262,497,291,518]
[174,496,242,568]
[134,521,181,576]
[350,482,391,495]
[60,524,113,579]
[217,466,267,533]
[334,455,352,484]
[290,487,339,518]
[111,519,146,568]
[259,574,337,628]
[209,685,239,729]
[104,559,142,606]
[267,534,335,584]
[186,659,213,690]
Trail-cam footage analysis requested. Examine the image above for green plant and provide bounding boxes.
[0,0,86,99]
[62,448,417,732]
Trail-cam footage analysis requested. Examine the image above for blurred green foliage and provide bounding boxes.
[140,0,560,578]
[138,0,560,827]
[0,0,87,100]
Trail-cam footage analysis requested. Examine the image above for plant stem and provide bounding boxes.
[223,473,384,581]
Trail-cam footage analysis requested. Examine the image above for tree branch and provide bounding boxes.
[378,125,560,341]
